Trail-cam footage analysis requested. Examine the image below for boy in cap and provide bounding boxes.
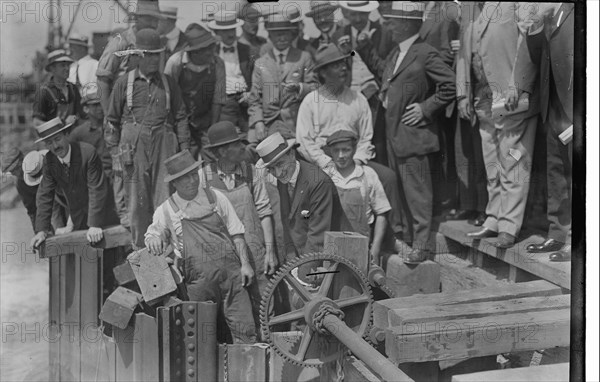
[67,34,98,89]
[106,28,190,249]
[145,150,256,344]
[325,130,391,264]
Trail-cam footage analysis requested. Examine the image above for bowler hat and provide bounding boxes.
[206,121,246,148]
[35,117,74,144]
[208,10,243,30]
[326,130,358,146]
[184,25,217,51]
[164,150,202,183]
[338,1,379,13]
[255,132,299,169]
[135,28,165,52]
[1,146,23,174]
[306,1,339,18]
[313,43,350,71]
[23,150,49,186]
[381,1,425,20]
[45,49,74,71]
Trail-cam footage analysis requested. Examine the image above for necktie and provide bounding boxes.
[223,46,235,53]
[278,53,285,65]
[393,46,402,74]
[288,182,295,200]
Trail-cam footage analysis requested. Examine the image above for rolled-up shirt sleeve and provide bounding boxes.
[213,189,245,236]
[252,166,273,218]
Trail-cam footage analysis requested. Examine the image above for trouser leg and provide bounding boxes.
[478,115,501,232]
[367,160,403,236]
[223,272,257,344]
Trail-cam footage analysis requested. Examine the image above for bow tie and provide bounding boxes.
[223,46,235,53]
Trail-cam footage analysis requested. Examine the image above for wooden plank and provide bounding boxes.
[382,256,440,297]
[385,310,571,363]
[133,314,160,382]
[388,294,571,327]
[48,257,61,381]
[437,220,570,289]
[59,253,80,381]
[374,280,563,329]
[79,249,101,381]
[225,343,270,382]
[324,231,370,275]
[343,356,382,382]
[128,248,177,303]
[451,363,570,382]
[113,261,136,286]
[99,287,142,329]
[40,225,131,258]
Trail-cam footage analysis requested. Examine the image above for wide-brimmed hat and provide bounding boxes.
[81,89,101,105]
[255,132,298,169]
[1,146,23,174]
[131,0,164,19]
[326,130,358,146]
[206,121,245,148]
[23,149,49,186]
[306,1,339,18]
[238,4,263,23]
[208,10,243,30]
[184,25,217,51]
[381,1,425,20]
[265,11,299,31]
[160,5,180,20]
[68,34,89,47]
[314,43,350,70]
[45,49,74,71]
[338,1,379,13]
[164,150,202,183]
[135,28,165,52]
[35,117,74,144]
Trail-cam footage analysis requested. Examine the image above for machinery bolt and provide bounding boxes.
[188,343,195,351]
[175,319,182,326]
[187,369,194,377]
[176,358,181,364]
[188,305,195,313]
[187,318,195,326]
[176,306,182,314]
[175,371,181,377]
[187,356,195,364]
[176,345,181,352]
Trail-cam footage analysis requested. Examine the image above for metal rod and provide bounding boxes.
[322,315,413,382]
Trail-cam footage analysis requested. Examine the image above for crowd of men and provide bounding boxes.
[0,1,574,344]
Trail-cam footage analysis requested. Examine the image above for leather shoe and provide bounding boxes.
[403,249,428,264]
[445,209,477,221]
[495,232,516,249]
[549,244,571,262]
[526,238,565,253]
[472,212,486,227]
[466,227,497,239]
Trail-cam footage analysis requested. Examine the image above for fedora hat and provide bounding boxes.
[131,0,164,19]
[381,1,425,19]
[208,10,243,30]
[45,49,74,71]
[306,1,339,18]
[67,34,89,47]
[338,1,379,13]
[1,146,23,174]
[184,25,217,51]
[23,150,49,186]
[255,132,299,169]
[313,43,350,70]
[135,28,165,52]
[265,11,298,31]
[238,4,263,23]
[35,117,74,144]
[205,121,245,148]
[164,150,202,183]
[160,5,180,20]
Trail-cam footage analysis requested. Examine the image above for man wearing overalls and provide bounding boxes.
[145,150,256,344]
[106,29,190,249]
[200,121,279,330]
[325,130,391,265]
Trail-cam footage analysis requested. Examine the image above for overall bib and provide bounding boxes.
[167,189,257,344]
[337,185,371,239]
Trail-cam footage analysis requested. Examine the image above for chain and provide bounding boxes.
[312,304,345,335]
[335,349,345,382]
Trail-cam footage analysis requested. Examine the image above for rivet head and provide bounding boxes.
[188,305,195,313]
[187,369,195,377]
[187,356,195,364]
[188,343,195,351]
[176,358,181,364]
[175,319,182,326]
[175,371,181,377]
[175,345,181,352]
[175,306,182,314]
[187,318,195,326]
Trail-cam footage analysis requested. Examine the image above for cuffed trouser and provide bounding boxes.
[366,160,404,237]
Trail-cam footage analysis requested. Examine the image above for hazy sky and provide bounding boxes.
[0,0,354,76]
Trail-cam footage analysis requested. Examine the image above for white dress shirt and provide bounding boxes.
[68,55,98,88]
[220,42,248,95]
[383,33,420,109]
[272,47,290,65]
[164,27,181,53]
[58,144,72,167]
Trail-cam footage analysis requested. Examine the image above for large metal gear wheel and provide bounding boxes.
[259,252,374,368]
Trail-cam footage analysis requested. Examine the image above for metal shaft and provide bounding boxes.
[322,314,413,382]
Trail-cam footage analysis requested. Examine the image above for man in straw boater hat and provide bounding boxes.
[247,9,317,145]
[67,34,98,90]
[106,28,190,249]
[356,1,456,263]
[255,132,347,282]
[237,3,268,60]
[305,1,340,52]
[208,10,255,134]
[157,5,187,59]
[296,43,407,254]
[29,117,119,249]
[96,0,164,112]
[144,150,257,343]
[33,49,83,128]
[164,23,226,161]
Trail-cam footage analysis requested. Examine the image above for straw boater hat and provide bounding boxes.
[338,1,379,13]
[34,117,74,144]
[45,49,74,71]
[23,150,49,186]
[130,0,164,19]
[381,1,425,19]
[135,28,165,53]
[81,89,101,105]
[184,25,217,51]
[313,43,350,71]
[264,11,299,31]
[0,146,23,174]
[160,5,180,20]
[208,10,243,30]
[255,132,299,169]
[286,5,304,23]
[67,34,89,47]
[164,150,202,183]
[305,1,339,18]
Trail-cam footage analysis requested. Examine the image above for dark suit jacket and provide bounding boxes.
[277,160,346,256]
[35,142,118,233]
[342,21,389,59]
[218,42,255,90]
[419,1,460,67]
[359,38,456,159]
[525,3,573,125]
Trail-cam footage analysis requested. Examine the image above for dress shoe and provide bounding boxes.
[466,227,497,239]
[549,244,571,262]
[526,238,565,253]
[394,238,412,254]
[495,232,516,249]
[403,249,428,264]
[473,212,486,226]
[445,209,477,221]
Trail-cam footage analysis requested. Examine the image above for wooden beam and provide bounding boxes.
[40,225,131,258]
[342,356,383,382]
[451,363,569,382]
[387,294,571,327]
[374,280,563,329]
[385,310,570,363]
